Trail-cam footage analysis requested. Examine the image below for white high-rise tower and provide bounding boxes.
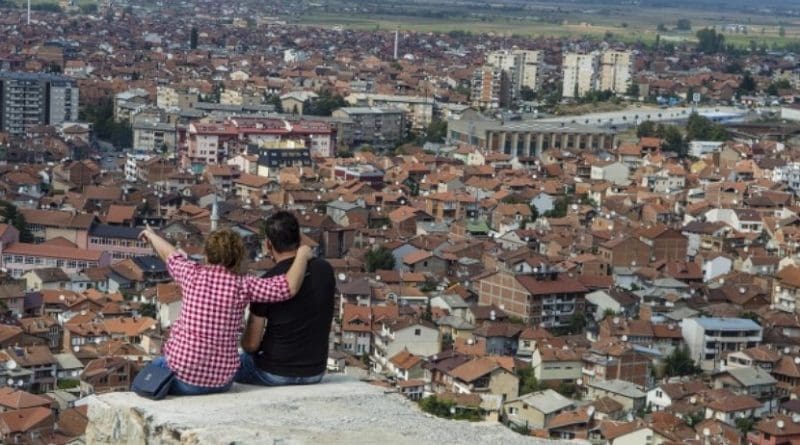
[393,28,399,60]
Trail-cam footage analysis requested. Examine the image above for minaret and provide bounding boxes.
[27,0,31,25]
[210,195,219,232]
[393,28,399,60]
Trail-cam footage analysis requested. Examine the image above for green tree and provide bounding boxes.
[779,26,786,38]
[738,71,756,93]
[190,26,199,49]
[626,81,640,97]
[686,113,727,141]
[676,19,691,31]
[767,79,792,96]
[139,303,157,319]
[305,90,347,116]
[0,201,33,243]
[660,125,687,157]
[425,119,447,143]
[264,94,284,113]
[365,246,396,272]
[516,367,541,395]
[569,311,586,334]
[664,345,700,377]
[519,86,536,101]
[696,28,726,53]
[736,417,754,434]
[637,120,657,138]
[657,23,667,32]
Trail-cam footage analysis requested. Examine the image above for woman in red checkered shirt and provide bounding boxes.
[139,227,313,396]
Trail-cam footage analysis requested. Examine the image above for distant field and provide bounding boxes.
[10,0,96,7]
[297,6,800,48]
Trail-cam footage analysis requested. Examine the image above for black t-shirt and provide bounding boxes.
[250,257,335,377]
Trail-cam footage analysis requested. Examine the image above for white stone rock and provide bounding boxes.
[84,375,573,445]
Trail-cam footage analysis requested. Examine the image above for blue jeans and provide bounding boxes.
[234,353,324,386]
[152,356,233,396]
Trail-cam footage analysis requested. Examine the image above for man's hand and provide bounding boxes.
[297,245,314,262]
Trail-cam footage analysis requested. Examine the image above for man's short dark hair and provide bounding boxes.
[264,211,300,253]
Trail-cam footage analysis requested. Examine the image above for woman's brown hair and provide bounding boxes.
[204,228,245,274]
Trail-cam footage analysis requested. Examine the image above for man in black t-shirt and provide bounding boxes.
[234,211,335,386]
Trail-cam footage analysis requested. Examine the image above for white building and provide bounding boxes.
[703,208,764,233]
[682,318,762,371]
[345,93,434,131]
[371,319,439,373]
[599,51,634,94]
[563,52,600,98]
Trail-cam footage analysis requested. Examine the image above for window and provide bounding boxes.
[414,329,421,336]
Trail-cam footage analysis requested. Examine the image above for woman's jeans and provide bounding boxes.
[152,356,233,396]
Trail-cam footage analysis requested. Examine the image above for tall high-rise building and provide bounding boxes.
[484,49,542,102]
[562,51,634,99]
[562,52,600,99]
[471,66,511,109]
[599,51,634,94]
[0,72,79,135]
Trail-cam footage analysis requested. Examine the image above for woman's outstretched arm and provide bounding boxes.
[140,226,177,262]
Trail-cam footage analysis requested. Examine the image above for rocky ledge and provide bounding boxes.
[84,375,572,444]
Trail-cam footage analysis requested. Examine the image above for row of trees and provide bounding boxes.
[636,113,727,158]
[79,98,133,149]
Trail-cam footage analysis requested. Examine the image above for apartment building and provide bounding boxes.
[485,49,542,100]
[682,317,763,371]
[185,117,335,172]
[471,66,509,109]
[478,268,589,328]
[156,85,199,110]
[0,242,111,278]
[0,72,79,135]
[132,120,178,153]
[563,53,600,98]
[563,51,634,98]
[87,224,152,260]
[331,107,406,150]
[600,51,634,94]
[345,93,433,132]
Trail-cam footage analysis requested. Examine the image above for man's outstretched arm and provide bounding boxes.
[241,313,266,353]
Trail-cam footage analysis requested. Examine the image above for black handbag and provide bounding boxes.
[132,361,175,400]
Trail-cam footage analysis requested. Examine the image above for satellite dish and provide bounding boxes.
[703,428,710,437]
[59,295,65,301]
[690,396,697,405]
[338,273,346,282]
[5,361,16,370]
[586,406,595,417]
[794,357,800,365]
[778,420,786,429]
[73,346,80,353]
[784,347,791,355]
[576,378,583,386]
[5,379,12,386]
[621,335,628,342]
[15,380,22,387]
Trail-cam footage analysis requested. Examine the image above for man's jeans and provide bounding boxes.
[234,353,325,386]
[152,356,233,396]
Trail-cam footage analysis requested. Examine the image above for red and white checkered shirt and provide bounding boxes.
[163,252,292,387]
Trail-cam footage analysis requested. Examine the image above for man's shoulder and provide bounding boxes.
[309,257,334,275]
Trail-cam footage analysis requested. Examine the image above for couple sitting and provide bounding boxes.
[139,211,335,396]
